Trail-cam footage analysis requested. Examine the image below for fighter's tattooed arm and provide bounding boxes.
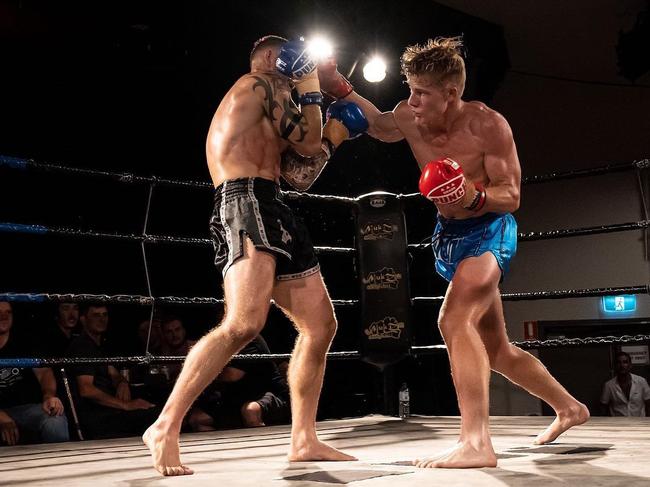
[252,75,308,142]
[280,138,336,191]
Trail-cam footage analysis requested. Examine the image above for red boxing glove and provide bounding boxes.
[419,158,467,205]
[317,57,354,99]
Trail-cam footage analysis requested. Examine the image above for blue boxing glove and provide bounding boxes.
[275,39,317,80]
[326,100,369,139]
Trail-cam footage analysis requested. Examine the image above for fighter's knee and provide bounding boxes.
[220,320,264,346]
[304,314,337,344]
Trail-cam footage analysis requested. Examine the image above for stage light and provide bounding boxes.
[363,56,386,82]
[307,36,333,61]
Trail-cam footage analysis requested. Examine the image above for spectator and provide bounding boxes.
[41,302,80,357]
[601,351,650,416]
[0,301,69,445]
[188,335,290,431]
[137,312,163,355]
[160,316,196,383]
[66,302,160,439]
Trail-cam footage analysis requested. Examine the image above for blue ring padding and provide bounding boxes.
[0,155,28,170]
[0,294,47,303]
[0,358,42,367]
[0,222,48,234]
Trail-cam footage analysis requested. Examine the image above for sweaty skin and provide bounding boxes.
[345,72,588,468]
[350,74,521,218]
[206,72,322,187]
[143,44,354,477]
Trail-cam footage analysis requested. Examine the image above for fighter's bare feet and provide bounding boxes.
[414,441,497,468]
[288,439,357,462]
[533,402,590,445]
[143,423,194,476]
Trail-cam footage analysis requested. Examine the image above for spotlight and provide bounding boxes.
[363,56,386,82]
[306,36,333,61]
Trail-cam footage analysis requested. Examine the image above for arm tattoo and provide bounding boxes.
[252,75,308,141]
[279,98,307,141]
[280,139,335,191]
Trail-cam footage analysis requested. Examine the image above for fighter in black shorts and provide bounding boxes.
[143,35,367,475]
[210,177,319,281]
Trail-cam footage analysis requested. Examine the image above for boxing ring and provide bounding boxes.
[2,415,650,486]
[2,154,650,485]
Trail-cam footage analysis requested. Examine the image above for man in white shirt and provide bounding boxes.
[600,351,650,416]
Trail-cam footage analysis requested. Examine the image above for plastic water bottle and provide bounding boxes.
[398,382,410,418]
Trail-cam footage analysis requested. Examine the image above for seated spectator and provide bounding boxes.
[137,312,163,355]
[601,351,650,417]
[160,315,197,383]
[66,302,160,439]
[187,335,290,431]
[40,302,80,357]
[0,301,69,445]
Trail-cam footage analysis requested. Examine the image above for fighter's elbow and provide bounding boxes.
[294,140,322,157]
[508,189,521,212]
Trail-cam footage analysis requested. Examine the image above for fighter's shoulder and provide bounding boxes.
[393,100,415,129]
[465,101,512,141]
[235,73,291,98]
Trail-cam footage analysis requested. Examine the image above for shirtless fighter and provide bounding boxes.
[143,35,367,475]
[317,36,589,468]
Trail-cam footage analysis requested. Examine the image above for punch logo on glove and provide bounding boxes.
[276,39,317,79]
[418,158,467,205]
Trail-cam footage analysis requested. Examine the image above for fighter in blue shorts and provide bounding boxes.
[432,211,517,283]
[325,36,589,468]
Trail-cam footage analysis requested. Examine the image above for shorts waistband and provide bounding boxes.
[437,212,504,229]
[213,177,280,204]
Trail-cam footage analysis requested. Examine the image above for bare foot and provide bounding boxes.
[533,402,590,445]
[143,424,194,476]
[414,441,497,468]
[288,439,357,462]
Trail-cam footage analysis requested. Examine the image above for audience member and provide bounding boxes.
[40,302,80,357]
[66,302,160,439]
[188,335,290,431]
[159,316,196,382]
[0,301,69,445]
[601,351,650,416]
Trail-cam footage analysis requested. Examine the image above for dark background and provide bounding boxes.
[2,0,647,418]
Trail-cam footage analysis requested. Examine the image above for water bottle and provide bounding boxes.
[398,382,410,418]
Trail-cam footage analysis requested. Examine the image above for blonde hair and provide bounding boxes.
[401,36,466,94]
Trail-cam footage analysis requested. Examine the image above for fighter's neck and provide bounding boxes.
[421,100,465,135]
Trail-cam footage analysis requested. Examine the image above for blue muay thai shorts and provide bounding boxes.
[431,212,518,282]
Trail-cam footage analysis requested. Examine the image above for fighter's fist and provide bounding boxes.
[326,100,368,139]
[276,39,317,80]
[419,158,467,205]
[317,57,354,99]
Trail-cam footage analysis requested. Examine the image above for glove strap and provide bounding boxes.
[324,77,354,99]
[298,91,324,106]
[465,183,487,211]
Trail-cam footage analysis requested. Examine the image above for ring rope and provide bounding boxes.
[4,219,648,251]
[0,292,359,307]
[140,181,157,356]
[411,333,650,354]
[411,285,650,303]
[3,332,649,368]
[3,154,647,203]
[0,222,356,255]
[1,285,646,307]
[0,155,354,203]
[407,220,650,251]
[0,350,363,368]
